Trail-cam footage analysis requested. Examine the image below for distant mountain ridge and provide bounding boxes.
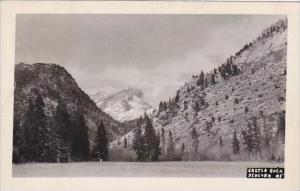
[90,87,154,122]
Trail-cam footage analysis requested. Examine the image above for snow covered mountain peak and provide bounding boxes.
[90,87,153,122]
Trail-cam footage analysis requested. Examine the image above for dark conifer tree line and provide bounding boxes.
[190,127,199,159]
[132,113,161,161]
[232,130,240,157]
[21,93,49,162]
[13,91,99,163]
[92,121,108,161]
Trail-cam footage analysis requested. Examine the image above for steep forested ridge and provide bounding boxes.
[13,63,125,162]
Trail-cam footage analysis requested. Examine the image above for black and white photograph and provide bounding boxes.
[10,14,289,177]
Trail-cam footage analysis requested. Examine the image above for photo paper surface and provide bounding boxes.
[0,2,299,191]
[12,14,287,177]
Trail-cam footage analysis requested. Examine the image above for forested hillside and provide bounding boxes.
[110,18,287,162]
[13,63,126,162]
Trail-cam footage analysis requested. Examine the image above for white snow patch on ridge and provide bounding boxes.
[90,87,153,122]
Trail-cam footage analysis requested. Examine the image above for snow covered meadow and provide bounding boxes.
[13,161,283,177]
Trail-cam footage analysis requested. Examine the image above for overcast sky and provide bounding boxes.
[16,14,282,107]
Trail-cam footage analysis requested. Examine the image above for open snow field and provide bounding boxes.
[13,161,283,177]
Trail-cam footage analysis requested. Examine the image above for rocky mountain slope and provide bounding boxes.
[13,63,127,162]
[109,18,287,161]
[90,87,153,122]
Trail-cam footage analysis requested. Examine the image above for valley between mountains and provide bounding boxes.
[13,18,287,164]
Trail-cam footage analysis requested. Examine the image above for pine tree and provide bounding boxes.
[194,101,200,113]
[137,115,143,127]
[226,62,232,76]
[152,132,161,161]
[232,130,240,156]
[132,126,146,161]
[210,74,216,85]
[241,117,261,159]
[166,130,174,160]
[232,64,239,76]
[93,121,108,161]
[190,127,199,159]
[123,137,128,148]
[53,99,72,162]
[220,65,226,79]
[234,98,239,104]
[251,117,261,154]
[180,143,185,160]
[23,93,48,162]
[37,95,55,162]
[168,98,172,112]
[184,101,188,110]
[175,91,180,103]
[242,122,254,155]
[260,111,271,150]
[197,70,205,86]
[159,101,163,112]
[277,110,285,143]
[55,100,70,137]
[143,113,161,161]
[161,127,165,156]
[163,102,168,111]
[205,121,212,134]
[187,86,190,93]
[13,117,21,163]
[204,77,208,87]
[70,111,90,161]
[244,106,249,114]
[143,113,155,160]
[211,116,215,123]
[219,136,224,147]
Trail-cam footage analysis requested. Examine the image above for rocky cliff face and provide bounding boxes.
[110,18,287,161]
